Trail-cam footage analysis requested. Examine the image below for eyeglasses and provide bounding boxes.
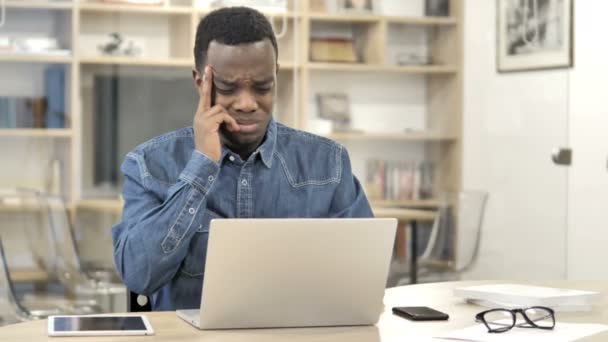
[475,307,556,333]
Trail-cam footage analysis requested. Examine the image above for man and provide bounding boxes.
[112,6,373,311]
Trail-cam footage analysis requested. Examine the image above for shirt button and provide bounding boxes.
[229,156,235,162]
[208,175,214,182]
[241,179,248,186]
[189,208,196,215]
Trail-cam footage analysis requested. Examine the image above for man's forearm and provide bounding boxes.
[113,151,219,295]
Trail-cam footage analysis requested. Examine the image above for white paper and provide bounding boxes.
[454,284,601,307]
[435,321,608,342]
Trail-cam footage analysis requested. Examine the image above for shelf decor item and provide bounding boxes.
[310,37,358,63]
[98,33,142,57]
[100,0,165,5]
[316,92,352,132]
[497,0,573,72]
[310,0,327,12]
[338,0,374,13]
[425,0,449,16]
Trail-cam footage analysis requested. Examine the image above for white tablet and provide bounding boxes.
[47,314,154,337]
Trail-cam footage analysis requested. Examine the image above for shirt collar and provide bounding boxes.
[258,119,276,169]
[220,119,276,168]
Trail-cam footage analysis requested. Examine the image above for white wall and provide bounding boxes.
[462,0,570,280]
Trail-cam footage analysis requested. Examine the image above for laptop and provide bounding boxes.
[176,218,397,330]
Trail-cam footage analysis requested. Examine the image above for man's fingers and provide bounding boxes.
[208,109,240,132]
[198,66,212,112]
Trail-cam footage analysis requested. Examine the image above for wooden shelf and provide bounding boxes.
[197,8,297,18]
[80,56,193,67]
[4,1,73,10]
[75,198,123,214]
[11,269,49,283]
[373,207,436,222]
[384,16,458,26]
[0,53,72,64]
[371,199,441,209]
[307,13,381,23]
[307,13,457,26]
[383,65,458,74]
[0,129,72,138]
[326,131,457,142]
[278,62,296,70]
[78,3,192,14]
[305,63,457,74]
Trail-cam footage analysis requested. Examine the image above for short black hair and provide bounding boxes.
[194,6,279,71]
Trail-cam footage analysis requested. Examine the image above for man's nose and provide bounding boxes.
[234,91,258,113]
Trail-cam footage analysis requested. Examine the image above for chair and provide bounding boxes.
[395,190,488,286]
[34,192,127,312]
[0,236,104,325]
[0,237,37,326]
[0,189,102,316]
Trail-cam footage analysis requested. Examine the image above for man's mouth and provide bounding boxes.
[236,121,259,133]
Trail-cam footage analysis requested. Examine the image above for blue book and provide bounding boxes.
[44,66,66,128]
[7,98,17,128]
[0,97,8,128]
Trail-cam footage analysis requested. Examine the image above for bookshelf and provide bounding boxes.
[326,131,457,142]
[4,1,73,10]
[0,54,73,64]
[0,0,463,267]
[0,128,72,138]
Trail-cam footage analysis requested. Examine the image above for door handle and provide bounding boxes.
[552,148,572,166]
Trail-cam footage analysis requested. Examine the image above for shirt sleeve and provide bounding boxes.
[112,150,219,295]
[328,146,374,218]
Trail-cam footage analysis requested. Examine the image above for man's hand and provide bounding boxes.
[194,66,240,162]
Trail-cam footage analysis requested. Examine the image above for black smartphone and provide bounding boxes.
[392,306,449,321]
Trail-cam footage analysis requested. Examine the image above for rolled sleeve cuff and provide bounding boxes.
[178,150,220,193]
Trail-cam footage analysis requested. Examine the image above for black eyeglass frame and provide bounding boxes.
[475,306,556,333]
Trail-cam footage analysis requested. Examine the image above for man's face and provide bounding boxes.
[194,39,277,156]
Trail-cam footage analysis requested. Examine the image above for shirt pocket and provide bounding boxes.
[180,209,222,277]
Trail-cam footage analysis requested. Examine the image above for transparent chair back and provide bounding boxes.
[0,238,31,326]
[427,191,488,273]
[37,192,126,312]
[37,193,90,292]
[0,189,56,276]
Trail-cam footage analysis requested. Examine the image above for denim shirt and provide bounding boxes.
[112,119,373,311]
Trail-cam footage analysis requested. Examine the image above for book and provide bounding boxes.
[454,284,601,309]
[365,159,435,202]
[45,66,66,129]
[0,97,8,128]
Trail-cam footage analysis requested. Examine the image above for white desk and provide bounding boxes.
[1,280,607,341]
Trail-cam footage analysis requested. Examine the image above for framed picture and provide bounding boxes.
[316,93,352,131]
[497,0,573,72]
[338,0,374,13]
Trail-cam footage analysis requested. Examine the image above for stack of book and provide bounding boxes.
[454,284,602,312]
[0,97,47,128]
[365,159,434,202]
[0,66,65,129]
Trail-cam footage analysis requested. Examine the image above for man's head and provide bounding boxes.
[193,7,279,158]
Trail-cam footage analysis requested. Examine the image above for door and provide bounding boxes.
[567,1,608,279]
[463,0,570,280]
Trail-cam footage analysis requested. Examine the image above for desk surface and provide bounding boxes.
[1,280,607,341]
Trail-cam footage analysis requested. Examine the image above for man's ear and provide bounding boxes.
[192,68,202,88]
